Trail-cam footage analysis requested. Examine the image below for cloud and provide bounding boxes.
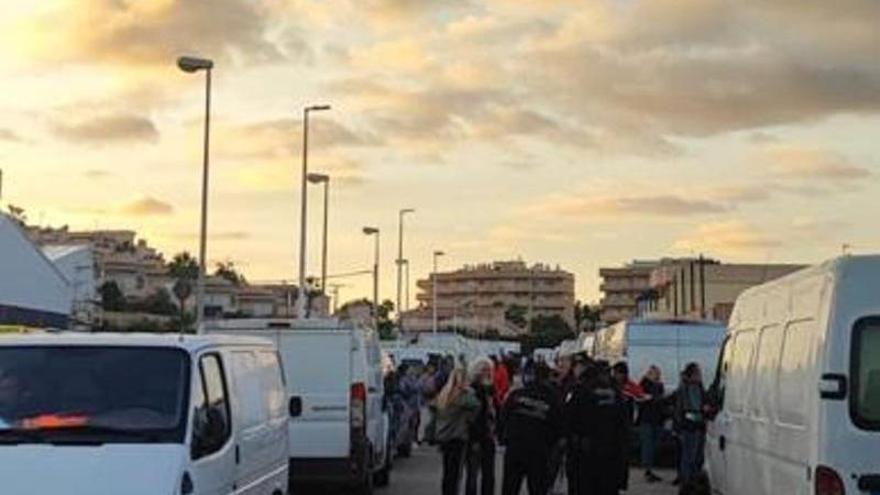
[84,169,112,179]
[51,113,159,144]
[764,146,871,181]
[0,128,22,143]
[534,193,730,220]
[349,38,432,73]
[673,220,782,256]
[215,118,380,161]
[120,197,174,216]
[16,0,283,66]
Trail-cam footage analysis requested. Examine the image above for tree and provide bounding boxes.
[7,205,27,226]
[504,304,528,328]
[520,314,572,354]
[142,288,178,316]
[168,252,199,281]
[99,281,126,312]
[377,299,396,340]
[215,260,246,286]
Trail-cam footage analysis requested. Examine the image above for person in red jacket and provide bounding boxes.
[492,355,510,408]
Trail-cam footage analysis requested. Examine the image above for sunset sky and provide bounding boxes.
[1,0,878,304]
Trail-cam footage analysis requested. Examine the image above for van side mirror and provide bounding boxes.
[289,396,303,418]
[192,407,228,459]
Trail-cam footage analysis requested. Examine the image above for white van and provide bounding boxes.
[706,256,880,495]
[206,318,392,494]
[0,332,289,495]
[592,318,726,386]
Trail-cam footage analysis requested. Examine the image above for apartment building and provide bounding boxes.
[407,260,575,335]
[598,260,659,325]
[645,259,807,321]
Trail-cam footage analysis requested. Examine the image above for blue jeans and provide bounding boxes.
[679,430,706,483]
[639,423,663,470]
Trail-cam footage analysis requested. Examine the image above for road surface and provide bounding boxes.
[295,443,678,495]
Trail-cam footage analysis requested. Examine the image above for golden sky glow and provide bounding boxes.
[1,0,879,303]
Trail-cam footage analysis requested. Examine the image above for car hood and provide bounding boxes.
[0,443,186,495]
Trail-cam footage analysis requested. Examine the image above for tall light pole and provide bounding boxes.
[396,208,415,322]
[297,104,331,319]
[403,259,411,311]
[363,227,380,330]
[177,55,214,331]
[307,173,330,294]
[432,250,445,334]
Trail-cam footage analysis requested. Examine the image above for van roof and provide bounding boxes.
[0,331,275,353]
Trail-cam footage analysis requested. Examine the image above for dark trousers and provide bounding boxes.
[568,445,619,495]
[465,439,495,495]
[639,423,663,470]
[679,430,706,483]
[502,446,550,495]
[442,440,467,495]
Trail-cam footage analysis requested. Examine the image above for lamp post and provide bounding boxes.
[363,227,380,330]
[297,104,331,319]
[432,250,445,334]
[396,208,415,323]
[307,173,330,294]
[177,55,214,331]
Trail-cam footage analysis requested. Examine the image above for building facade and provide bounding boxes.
[600,258,809,325]
[598,260,659,325]
[405,260,575,336]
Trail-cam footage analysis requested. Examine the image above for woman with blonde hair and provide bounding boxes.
[436,367,479,495]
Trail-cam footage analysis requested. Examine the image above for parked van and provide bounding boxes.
[592,318,726,386]
[706,256,880,495]
[0,332,289,495]
[206,318,392,494]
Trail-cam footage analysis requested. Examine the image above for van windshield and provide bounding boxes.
[853,319,880,430]
[0,346,189,443]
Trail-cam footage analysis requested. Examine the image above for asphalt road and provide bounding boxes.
[294,443,679,495]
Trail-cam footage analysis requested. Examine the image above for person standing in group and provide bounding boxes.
[637,365,666,483]
[465,358,496,495]
[493,355,510,407]
[566,355,628,495]
[436,367,479,495]
[611,362,644,493]
[674,362,709,485]
[498,362,564,495]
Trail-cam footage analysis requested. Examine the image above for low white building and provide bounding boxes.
[0,213,72,327]
[43,245,99,327]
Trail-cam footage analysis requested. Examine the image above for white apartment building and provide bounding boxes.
[406,260,575,335]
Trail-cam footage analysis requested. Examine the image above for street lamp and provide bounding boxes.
[307,173,330,294]
[296,104,332,319]
[363,227,380,330]
[432,250,445,334]
[396,208,415,324]
[177,55,214,331]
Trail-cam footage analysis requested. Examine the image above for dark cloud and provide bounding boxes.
[51,113,159,144]
[120,197,174,216]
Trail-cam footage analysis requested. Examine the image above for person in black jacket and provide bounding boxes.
[566,356,628,495]
[499,362,563,495]
[638,365,666,483]
[465,357,496,495]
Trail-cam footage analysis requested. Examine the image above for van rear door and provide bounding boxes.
[279,331,353,458]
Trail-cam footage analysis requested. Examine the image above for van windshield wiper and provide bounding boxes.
[0,425,165,445]
[0,428,48,444]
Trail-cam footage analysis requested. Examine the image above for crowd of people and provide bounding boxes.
[387,351,716,495]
